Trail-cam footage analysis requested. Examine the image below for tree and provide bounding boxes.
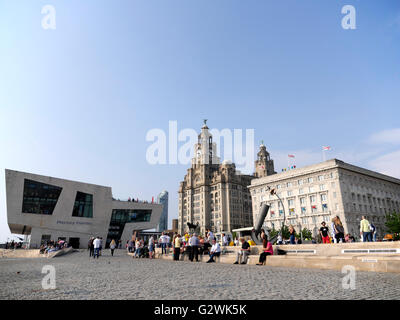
[385,211,400,235]
[296,228,313,240]
[280,225,290,240]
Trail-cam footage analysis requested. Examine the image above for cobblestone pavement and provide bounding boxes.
[1,250,399,300]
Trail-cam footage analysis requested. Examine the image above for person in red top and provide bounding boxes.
[256,238,273,265]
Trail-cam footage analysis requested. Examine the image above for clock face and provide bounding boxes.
[196,150,202,157]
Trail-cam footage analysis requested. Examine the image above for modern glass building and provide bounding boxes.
[5,169,163,248]
[156,190,168,232]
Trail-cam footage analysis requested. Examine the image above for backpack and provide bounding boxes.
[370,224,376,232]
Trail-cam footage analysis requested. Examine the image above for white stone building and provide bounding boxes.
[249,159,400,240]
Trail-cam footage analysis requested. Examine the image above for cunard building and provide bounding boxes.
[178,121,275,235]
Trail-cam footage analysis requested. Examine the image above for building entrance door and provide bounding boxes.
[69,237,80,249]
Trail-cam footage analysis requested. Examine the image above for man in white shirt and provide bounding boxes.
[165,234,171,253]
[222,233,228,246]
[159,232,168,255]
[207,229,214,241]
[207,239,221,263]
[93,236,101,259]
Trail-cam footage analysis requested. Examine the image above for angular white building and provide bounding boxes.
[5,169,163,248]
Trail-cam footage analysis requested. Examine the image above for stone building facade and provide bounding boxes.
[178,122,274,235]
[249,159,400,240]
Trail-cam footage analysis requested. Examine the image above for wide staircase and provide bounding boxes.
[151,242,400,273]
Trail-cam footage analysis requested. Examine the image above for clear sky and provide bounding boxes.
[1,0,399,242]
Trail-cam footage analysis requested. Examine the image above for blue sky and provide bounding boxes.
[0,0,399,242]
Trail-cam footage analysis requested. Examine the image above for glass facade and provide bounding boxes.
[157,191,168,232]
[106,209,152,247]
[72,192,93,218]
[22,179,62,215]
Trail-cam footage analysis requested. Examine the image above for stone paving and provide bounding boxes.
[0,250,399,300]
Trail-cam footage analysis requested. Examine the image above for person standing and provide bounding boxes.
[190,233,200,262]
[360,216,372,242]
[93,236,101,259]
[134,239,141,258]
[234,238,251,264]
[99,237,103,256]
[110,239,116,256]
[331,219,337,243]
[88,237,94,257]
[289,225,296,244]
[370,222,377,242]
[165,233,171,254]
[222,233,228,246]
[159,232,167,255]
[333,216,345,243]
[319,222,330,244]
[207,229,214,241]
[148,236,155,259]
[174,234,182,261]
[207,239,221,263]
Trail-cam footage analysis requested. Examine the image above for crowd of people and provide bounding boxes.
[4,240,23,250]
[83,214,383,265]
[277,216,378,245]
[39,239,69,254]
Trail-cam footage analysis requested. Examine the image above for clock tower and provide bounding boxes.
[254,141,276,178]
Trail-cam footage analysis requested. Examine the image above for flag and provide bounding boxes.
[322,146,331,151]
[288,154,295,158]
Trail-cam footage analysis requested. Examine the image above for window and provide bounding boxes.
[22,179,62,215]
[309,186,315,193]
[106,209,152,247]
[299,188,304,195]
[301,207,307,214]
[318,175,324,181]
[287,182,292,187]
[298,179,303,186]
[300,197,306,205]
[321,194,327,202]
[310,195,316,203]
[288,199,295,207]
[308,177,313,183]
[72,192,93,218]
[287,190,293,197]
[319,184,326,191]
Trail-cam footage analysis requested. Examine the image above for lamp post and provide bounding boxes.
[266,187,286,239]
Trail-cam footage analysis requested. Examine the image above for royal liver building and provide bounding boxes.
[178,121,275,235]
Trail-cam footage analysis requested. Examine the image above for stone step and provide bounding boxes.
[146,251,400,273]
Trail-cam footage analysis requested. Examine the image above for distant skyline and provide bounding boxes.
[1,0,400,242]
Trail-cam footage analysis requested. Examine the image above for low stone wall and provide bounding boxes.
[0,247,75,259]
[151,242,400,273]
[0,249,42,258]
